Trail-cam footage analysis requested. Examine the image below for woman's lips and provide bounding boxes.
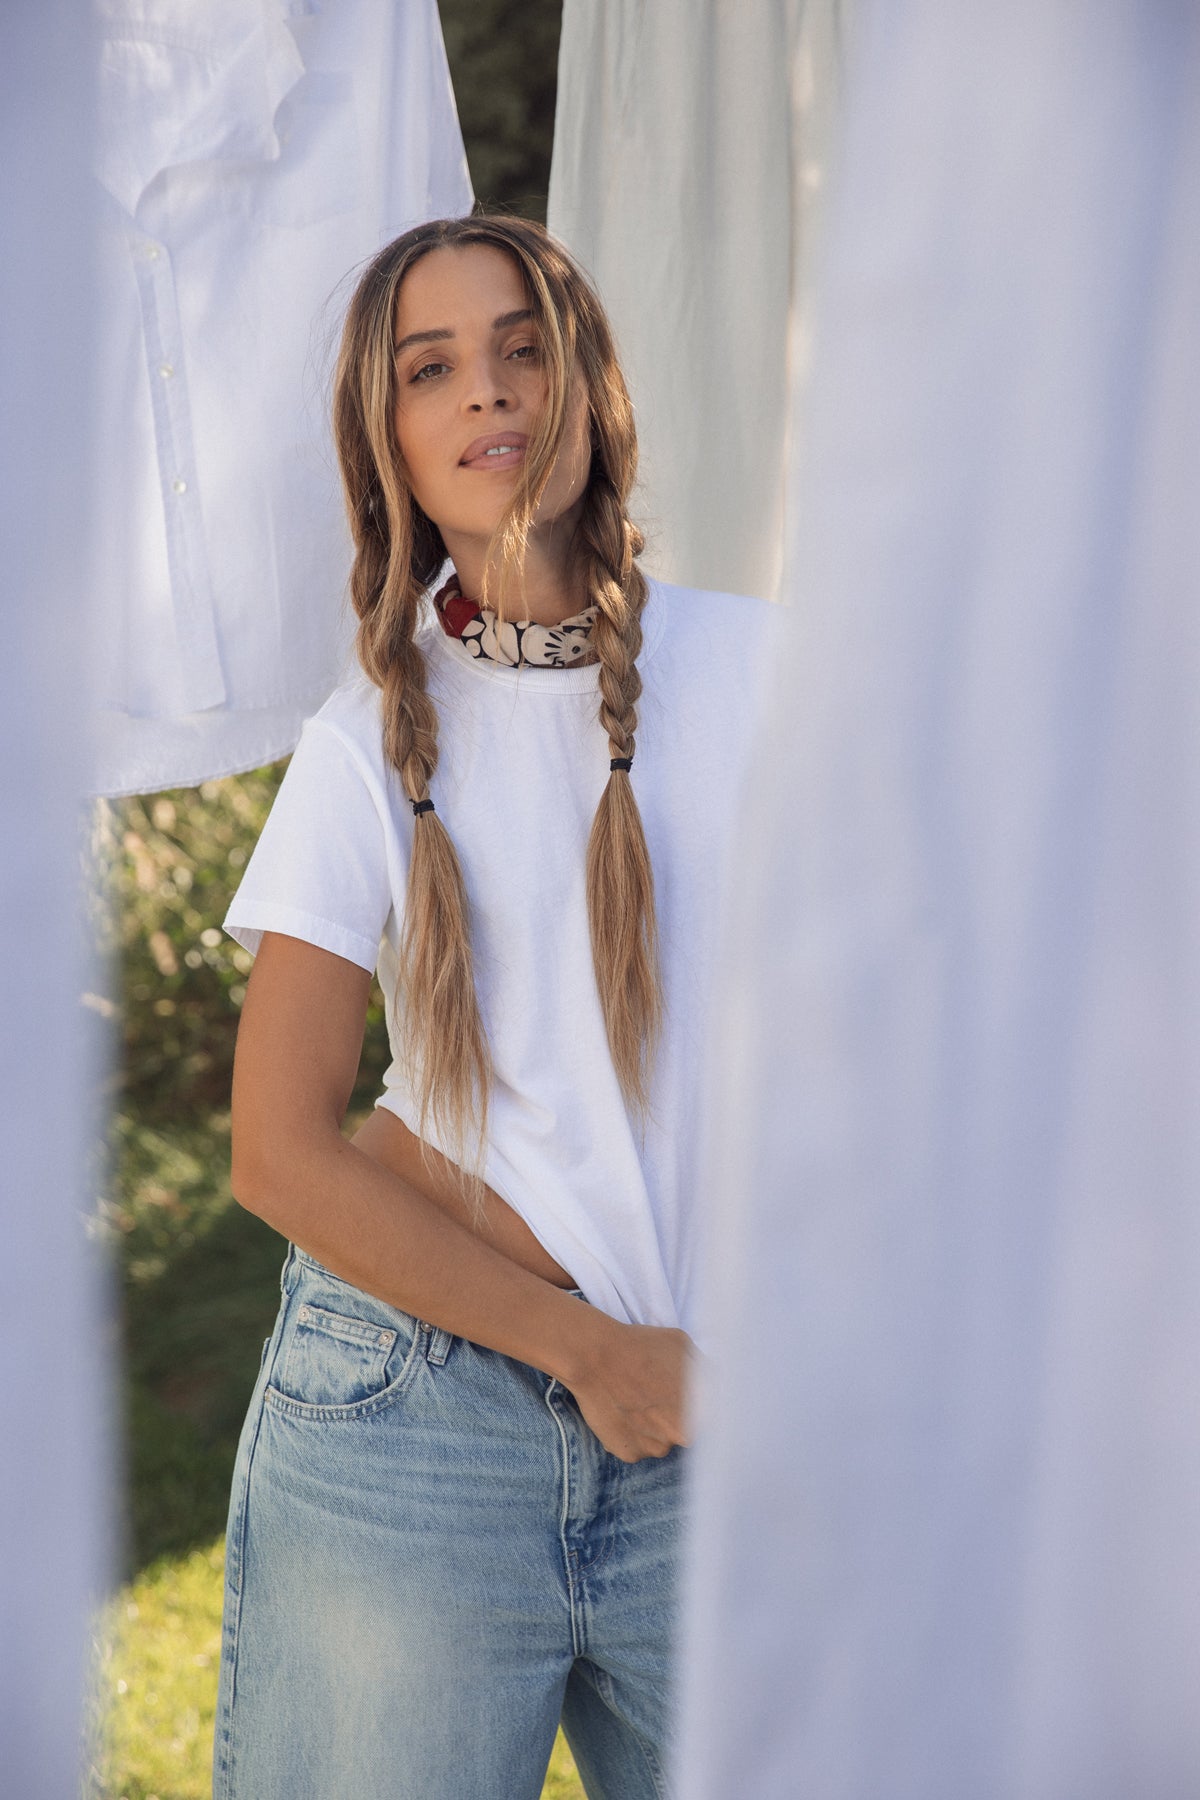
[459,431,528,469]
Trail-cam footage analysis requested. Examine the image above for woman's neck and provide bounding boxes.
[442,519,590,626]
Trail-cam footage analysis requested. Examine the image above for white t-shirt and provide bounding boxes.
[225,578,776,1342]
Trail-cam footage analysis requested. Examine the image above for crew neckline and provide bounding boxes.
[422,576,666,693]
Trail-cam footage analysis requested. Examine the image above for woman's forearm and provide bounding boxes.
[232,1122,608,1389]
[350,1106,577,1289]
[227,935,613,1398]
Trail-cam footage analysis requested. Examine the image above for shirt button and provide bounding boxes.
[172,477,188,495]
[144,243,160,261]
[158,362,174,380]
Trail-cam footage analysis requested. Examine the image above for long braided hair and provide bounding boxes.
[332,216,660,1174]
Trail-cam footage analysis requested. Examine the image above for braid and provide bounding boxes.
[348,480,491,1187]
[376,631,438,801]
[580,485,662,1110]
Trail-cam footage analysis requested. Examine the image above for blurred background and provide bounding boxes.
[85,5,578,1795]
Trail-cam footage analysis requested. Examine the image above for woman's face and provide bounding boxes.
[391,243,591,556]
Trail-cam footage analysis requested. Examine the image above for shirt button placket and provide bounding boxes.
[132,233,225,709]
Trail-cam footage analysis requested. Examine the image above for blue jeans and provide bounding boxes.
[213,1246,685,1798]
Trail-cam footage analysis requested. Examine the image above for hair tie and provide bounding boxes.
[412,797,436,817]
[610,756,633,773]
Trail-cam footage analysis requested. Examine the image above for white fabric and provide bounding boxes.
[91,0,472,797]
[677,4,1200,1797]
[2,3,111,1793]
[226,582,775,1342]
[547,0,848,601]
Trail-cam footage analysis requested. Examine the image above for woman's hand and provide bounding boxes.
[563,1312,695,1463]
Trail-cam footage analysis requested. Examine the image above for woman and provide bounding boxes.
[214,215,771,1799]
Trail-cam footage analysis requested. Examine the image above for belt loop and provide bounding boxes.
[424,1323,453,1366]
[281,1244,299,1295]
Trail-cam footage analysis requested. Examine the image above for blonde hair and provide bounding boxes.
[332,216,660,1172]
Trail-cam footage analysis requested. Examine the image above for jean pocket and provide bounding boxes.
[275,1302,399,1408]
[266,1265,425,1419]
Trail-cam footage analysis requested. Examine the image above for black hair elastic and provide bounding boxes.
[412,797,436,817]
[610,757,633,773]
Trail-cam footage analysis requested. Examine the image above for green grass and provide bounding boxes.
[87,1541,225,1800]
[103,1110,285,1568]
[89,1106,583,1798]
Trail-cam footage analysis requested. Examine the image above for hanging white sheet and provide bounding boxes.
[91,0,472,796]
[677,4,1200,1795]
[547,0,848,601]
[2,5,112,1794]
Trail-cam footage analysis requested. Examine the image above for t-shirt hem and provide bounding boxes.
[371,1089,638,1326]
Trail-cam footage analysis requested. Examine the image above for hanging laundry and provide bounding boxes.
[676,5,1200,1796]
[3,3,112,1791]
[547,0,849,601]
[91,0,472,796]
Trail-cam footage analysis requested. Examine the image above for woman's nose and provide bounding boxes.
[464,354,514,413]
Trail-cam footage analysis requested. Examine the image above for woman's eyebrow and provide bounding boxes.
[394,308,534,355]
[492,308,533,331]
[394,326,453,354]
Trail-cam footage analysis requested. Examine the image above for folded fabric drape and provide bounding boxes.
[548,0,849,602]
[2,3,111,1789]
[678,4,1200,1795]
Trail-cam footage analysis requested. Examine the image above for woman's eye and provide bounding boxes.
[508,343,540,363]
[410,360,449,383]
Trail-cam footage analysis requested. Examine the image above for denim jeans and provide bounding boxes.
[213,1245,685,1799]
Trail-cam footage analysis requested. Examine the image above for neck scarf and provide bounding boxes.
[433,575,597,668]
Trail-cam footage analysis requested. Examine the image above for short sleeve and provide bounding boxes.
[224,717,394,973]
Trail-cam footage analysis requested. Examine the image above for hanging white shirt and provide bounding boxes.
[547,0,849,602]
[677,3,1200,1796]
[91,0,472,796]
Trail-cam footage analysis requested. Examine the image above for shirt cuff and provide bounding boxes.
[224,901,380,974]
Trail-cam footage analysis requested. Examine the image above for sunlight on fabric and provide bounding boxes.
[548,0,850,602]
[0,5,113,1796]
[679,4,1200,1795]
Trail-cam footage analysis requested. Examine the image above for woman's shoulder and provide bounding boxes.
[304,666,386,765]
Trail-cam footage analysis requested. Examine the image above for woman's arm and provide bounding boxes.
[350,1105,580,1289]
[230,930,692,1461]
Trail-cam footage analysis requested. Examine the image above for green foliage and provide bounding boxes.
[90,766,391,1124]
[87,767,394,1575]
[440,0,563,219]
[102,1108,285,1571]
[90,767,278,1117]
